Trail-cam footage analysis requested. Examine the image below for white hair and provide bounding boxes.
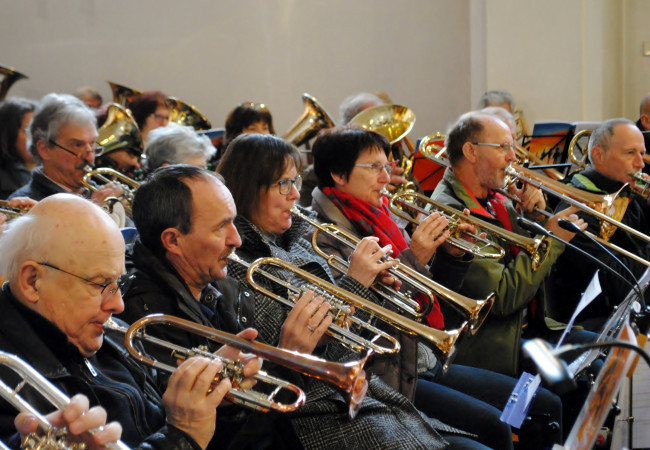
[0,213,52,282]
[144,123,216,171]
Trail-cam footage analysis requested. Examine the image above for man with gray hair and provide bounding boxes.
[9,93,122,205]
[144,123,216,172]
[549,118,650,329]
[476,90,515,112]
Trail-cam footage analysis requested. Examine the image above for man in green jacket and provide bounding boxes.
[430,112,584,376]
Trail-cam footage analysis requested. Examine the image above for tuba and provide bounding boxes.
[0,351,129,450]
[104,315,369,418]
[0,65,28,102]
[283,93,335,148]
[97,104,143,159]
[167,97,212,130]
[108,81,142,106]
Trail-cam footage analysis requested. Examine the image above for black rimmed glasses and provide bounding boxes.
[471,142,516,154]
[276,175,302,195]
[38,262,133,296]
[355,162,394,176]
[48,139,103,159]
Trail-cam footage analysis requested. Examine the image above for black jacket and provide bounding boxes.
[0,282,201,450]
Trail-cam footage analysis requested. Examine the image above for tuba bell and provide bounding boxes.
[0,64,28,102]
[283,93,336,148]
[167,97,212,130]
[108,81,142,106]
[97,103,143,159]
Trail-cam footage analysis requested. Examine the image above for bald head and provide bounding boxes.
[0,194,124,284]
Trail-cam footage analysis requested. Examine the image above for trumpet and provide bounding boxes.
[82,167,140,215]
[504,164,650,246]
[0,351,129,450]
[104,315,370,418]
[229,252,401,355]
[292,206,494,335]
[235,252,469,371]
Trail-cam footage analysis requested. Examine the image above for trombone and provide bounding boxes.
[505,164,650,246]
[237,255,467,372]
[293,206,494,335]
[228,252,402,355]
[0,351,129,450]
[105,315,370,418]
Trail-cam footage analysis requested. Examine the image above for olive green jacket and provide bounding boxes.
[431,168,565,375]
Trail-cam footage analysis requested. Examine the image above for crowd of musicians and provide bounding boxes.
[0,83,648,450]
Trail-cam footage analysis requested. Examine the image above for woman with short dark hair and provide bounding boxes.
[0,97,37,198]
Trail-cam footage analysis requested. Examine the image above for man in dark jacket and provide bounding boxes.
[0,193,257,449]
[549,118,650,330]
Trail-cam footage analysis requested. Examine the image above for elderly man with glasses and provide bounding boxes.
[9,93,122,206]
[429,112,586,377]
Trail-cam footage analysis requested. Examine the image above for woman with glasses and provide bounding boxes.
[217,133,502,449]
[127,91,170,143]
[309,125,564,450]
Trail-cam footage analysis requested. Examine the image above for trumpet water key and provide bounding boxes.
[105,315,370,418]
[0,351,130,450]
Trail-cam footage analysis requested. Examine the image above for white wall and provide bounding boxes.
[0,0,474,140]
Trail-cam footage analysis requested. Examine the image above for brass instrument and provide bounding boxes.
[0,200,29,221]
[632,171,650,200]
[97,104,143,158]
[567,129,592,170]
[283,93,335,148]
[504,164,650,245]
[82,167,140,215]
[0,65,28,102]
[229,252,402,355]
[0,351,129,450]
[292,206,494,333]
[387,189,509,259]
[349,105,417,184]
[108,81,142,106]
[240,254,467,372]
[167,97,212,130]
[104,315,370,418]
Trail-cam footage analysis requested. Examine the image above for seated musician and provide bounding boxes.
[0,98,37,199]
[0,193,259,449]
[310,125,564,449]
[549,118,650,330]
[144,123,216,172]
[94,136,143,180]
[429,112,586,376]
[8,94,123,207]
[127,91,170,143]
[217,133,519,449]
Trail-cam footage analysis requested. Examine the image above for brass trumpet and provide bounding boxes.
[104,315,370,418]
[236,252,468,371]
[292,206,494,335]
[0,351,129,450]
[0,200,29,221]
[504,164,650,245]
[82,167,140,215]
[229,252,401,355]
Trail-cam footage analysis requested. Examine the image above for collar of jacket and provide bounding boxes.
[441,167,496,219]
[569,167,629,195]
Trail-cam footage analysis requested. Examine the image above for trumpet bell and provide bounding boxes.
[348,104,416,145]
[283,93,335,147]
[167,96,212,130]
[108,81,142,106]
[97,103,143,158]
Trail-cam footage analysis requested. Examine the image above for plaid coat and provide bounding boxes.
[228,213,451,449]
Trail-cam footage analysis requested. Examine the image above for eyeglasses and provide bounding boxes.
[355,162,394,175]
[152,113,170,122]
[38,262,133,296]
[471,142,516,154]
[276,175,302,195]
[48,139,103,159]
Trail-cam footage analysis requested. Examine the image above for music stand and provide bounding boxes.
[523,122,576,177]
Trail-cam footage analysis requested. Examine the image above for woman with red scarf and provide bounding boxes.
[310,125,564,450]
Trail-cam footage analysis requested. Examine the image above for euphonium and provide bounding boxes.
[229,252,401,355]
[504,164,650,245]
[283,93,335,148]
[292,206,494,334]
[387,189,553,272]
[97,104,143,159]
[0,65,28,102]
[104,315,369,418]
[0,351,129,450]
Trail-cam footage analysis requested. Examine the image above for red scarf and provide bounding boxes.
[323,187,444,329]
